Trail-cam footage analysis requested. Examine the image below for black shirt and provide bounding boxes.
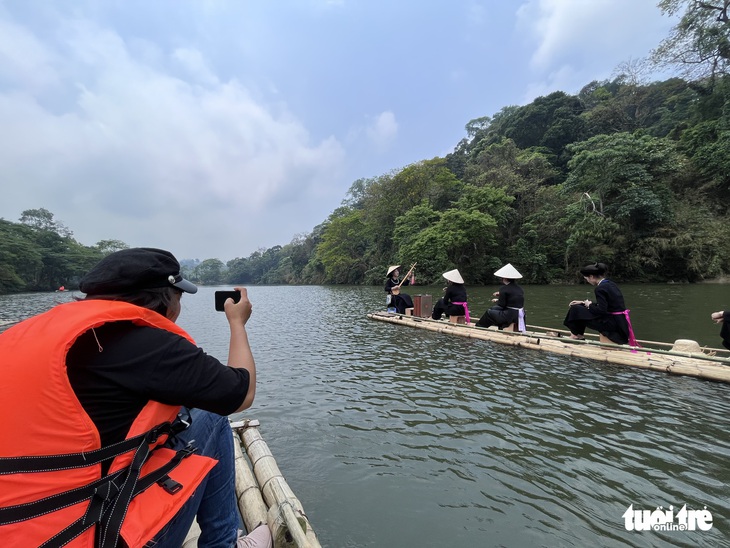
[495,282,524,309]
[66,321,249,448]
[444,283,467,304]
[384,277,411,293]
[591,279,626,315]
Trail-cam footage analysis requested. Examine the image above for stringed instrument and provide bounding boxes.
[390,262,416,295]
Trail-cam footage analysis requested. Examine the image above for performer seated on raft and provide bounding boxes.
[711,310,730,350]
[476,263,526,331]
[431,269,469,322]
[563,262,636,345]
[385,265,415,314]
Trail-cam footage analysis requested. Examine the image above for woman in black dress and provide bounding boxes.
[476,263,525,331]
[384,265,414,314]
[431,269,469,322]
[563,262,635,345]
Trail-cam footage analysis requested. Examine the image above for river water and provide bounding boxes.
[2,284,729,547]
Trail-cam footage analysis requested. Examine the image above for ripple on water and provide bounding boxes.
[6,287,730,548]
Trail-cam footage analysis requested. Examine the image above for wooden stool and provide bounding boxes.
[405,308,414,316]
[449,315,466,324]
[599,333,615,345]
[504,323,518,332]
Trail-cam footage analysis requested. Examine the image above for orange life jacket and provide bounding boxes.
[0,300,218,548]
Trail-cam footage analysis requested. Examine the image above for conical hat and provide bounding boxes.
[442,269,464,284]
[494,263,522,279]
[386,265,401,277]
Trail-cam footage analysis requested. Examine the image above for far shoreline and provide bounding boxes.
[695,276,730,284]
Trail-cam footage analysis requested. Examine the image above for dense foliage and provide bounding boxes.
[3,1,729,292]
[0,209,111,293]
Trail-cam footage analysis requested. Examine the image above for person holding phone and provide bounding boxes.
[0,248,271,548]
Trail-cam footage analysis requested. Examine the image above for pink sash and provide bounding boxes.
[611,309,639,349]
[452,301,470,324]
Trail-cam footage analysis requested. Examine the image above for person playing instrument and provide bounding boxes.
[711,310,730,350]
[0,248,272,548]
[563,262,636,345]
[431,269,469,322]
[476,263,526,331]
[385,264,415,314]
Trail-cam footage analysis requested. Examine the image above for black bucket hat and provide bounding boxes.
[80,247,198,295]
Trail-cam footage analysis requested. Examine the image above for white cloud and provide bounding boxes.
[517,0,676,98]
[366,110,398,148]
[173,47,219,86]
[0,16,60,92]
[0,15,346,259]
[522,64,578,102]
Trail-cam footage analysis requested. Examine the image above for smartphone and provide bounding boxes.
[214,290,241,312]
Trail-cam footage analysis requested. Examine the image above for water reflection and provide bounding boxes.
[2,286,729,547]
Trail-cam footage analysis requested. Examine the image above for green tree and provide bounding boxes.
[560,202,624,276]
[510,186,572,282]
[316,209,370,283]
[95,239,129,255]
[652,0,730,84]
[0,220,41,292]
[564,133,680,234]
[193,259,226,285]
[494,92,585,165]
[636,199,729,281]
[226,257,253,284]
[679,118,730,208]
[20,208,73,238]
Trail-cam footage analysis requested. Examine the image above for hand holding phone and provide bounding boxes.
[215,290,241,312]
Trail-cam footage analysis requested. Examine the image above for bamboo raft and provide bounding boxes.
[367,311,730,384]
[184,419,320,548]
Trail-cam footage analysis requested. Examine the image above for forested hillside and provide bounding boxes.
[2,0,729,292]
[273,74,729,285]
[0,209,124,293]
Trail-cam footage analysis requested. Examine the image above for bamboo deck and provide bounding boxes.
[366,311,730,384]
[183,419,320,548]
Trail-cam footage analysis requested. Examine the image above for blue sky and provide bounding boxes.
[0,0,678,261]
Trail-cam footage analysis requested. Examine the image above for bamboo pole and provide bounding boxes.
[525,322,730,354]
[367,312,730,384]
[184,421,319,548]
[374,312,730,363]
[240,427,321,548]
[182,423,270,548]
[231,427,269,531]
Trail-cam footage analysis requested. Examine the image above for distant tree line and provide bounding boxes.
[0,208,127,293]
[2,0,729,293]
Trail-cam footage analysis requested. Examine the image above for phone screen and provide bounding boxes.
[214,290,241,311]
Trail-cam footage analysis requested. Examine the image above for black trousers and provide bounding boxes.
[431,298,465,320]
[476,307,518,329]
[563,305,628,344]
[389,293,414,314]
